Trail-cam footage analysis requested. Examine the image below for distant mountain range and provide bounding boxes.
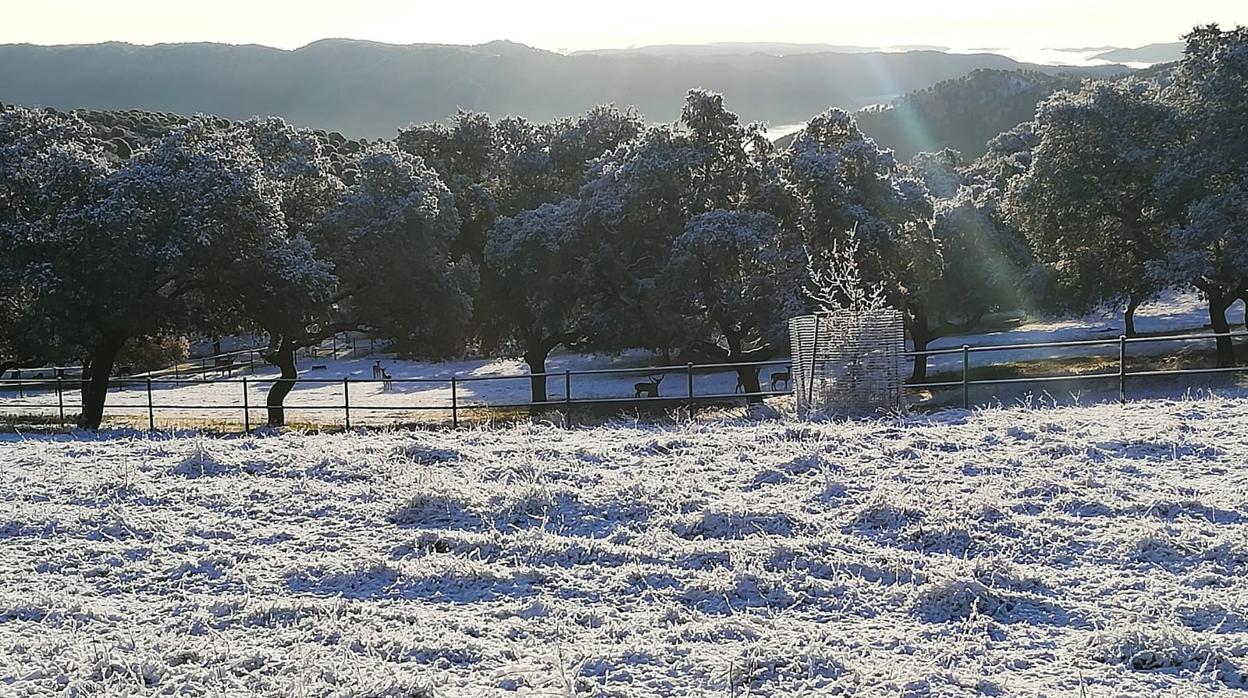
[0,39,1131,138]
[572,42,952,57]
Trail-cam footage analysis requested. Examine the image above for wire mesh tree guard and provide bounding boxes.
[789,309,906,417]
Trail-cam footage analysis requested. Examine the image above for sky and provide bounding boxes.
[2,1,1244,52]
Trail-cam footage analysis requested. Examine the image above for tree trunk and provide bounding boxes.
[734,362,763,402]
[77,339,124,430]
[265,342,298,427]
[524,349,549,404]
[722,336,761,405]
[1208,288,1236,368]
[1124,295,1142,338]
[907,308,931,383]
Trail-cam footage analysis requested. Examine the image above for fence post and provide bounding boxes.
[961,345,970,410]
[564,370,572,429]
[807,317,822,404]
[242,377,250,433]
[451,376,459,429]
[1118,335,1127,404]
[343,377,351,430]
[146,377,155,431]
[57,375,65,425]
[686,362,694,418]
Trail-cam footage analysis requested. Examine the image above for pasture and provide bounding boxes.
[1,396,1245,695]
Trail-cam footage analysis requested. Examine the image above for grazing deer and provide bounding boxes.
[634,374,664,398]
[770,370,791,391]
[379,367,393,391]
[371,360,384,380]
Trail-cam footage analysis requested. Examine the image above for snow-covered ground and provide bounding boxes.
[925,292,1247,373]
[1,397,1246,695]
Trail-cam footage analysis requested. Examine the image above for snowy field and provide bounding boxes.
[1,397,1246,696]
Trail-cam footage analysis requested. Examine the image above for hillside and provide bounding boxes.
[854,69,1086,160]
[1092,42,1185,64]
[0,39,1127,138]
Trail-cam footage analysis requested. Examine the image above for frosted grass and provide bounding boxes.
[1,396,1246,695]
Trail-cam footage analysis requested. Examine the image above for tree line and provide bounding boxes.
[2,25,1245,429]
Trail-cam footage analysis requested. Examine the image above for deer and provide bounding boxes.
[379,367,393,392]
[770,369,791,391]
[371,360,384,380]
[634,374,664,398]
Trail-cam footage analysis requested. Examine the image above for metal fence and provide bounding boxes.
[2,329,1247,431]
[907,330,1248,408]
[0,358,795,431]
[0,333,381,387]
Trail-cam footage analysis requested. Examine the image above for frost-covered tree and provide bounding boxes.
[780,109,941,376]
[907,189,1029,379]
[658,209,794,397]
[2,115,291,428]
[803,227,888,314]
[1158,24,1248,366]
[888,125,1045,381]
[1005,80,1178,336]
[208,119,343,426]
[400,106,643,351]
[485,199,589,402]
[254,142,473,426]
[963,122,1040,194]
[578,91,780,366]
[909,148,965,200]
[0,107,112,375]
[192,119,345,343]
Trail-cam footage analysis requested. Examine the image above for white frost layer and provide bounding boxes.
[1,397,1246,696]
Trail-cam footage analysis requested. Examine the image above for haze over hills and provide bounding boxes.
[572,40,1184,67]
[0,39,1131,138]
[1089,42,1185,64]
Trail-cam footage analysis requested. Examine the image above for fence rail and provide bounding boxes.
[2,329,1247,431]
[0,359,794,431]
[905,330,1248,408]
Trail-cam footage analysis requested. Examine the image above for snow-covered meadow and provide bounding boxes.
[2,397,1246,696]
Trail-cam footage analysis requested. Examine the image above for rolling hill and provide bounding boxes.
[853,69,1086,160]
[0,39,1128,138]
